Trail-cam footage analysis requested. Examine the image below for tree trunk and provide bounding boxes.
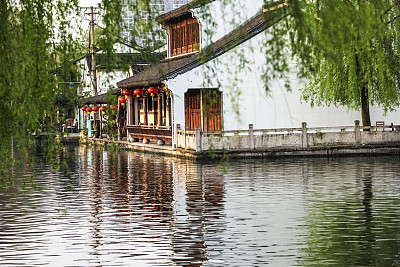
[355,52,371,128]
[361,85,371,127]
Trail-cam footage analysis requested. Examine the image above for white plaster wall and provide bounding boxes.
[166,21,400,131]
[193,0,264,47]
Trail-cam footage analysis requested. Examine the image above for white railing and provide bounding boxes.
[176,121,400,152]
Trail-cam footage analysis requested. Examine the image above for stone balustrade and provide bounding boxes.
[176,121,400,152]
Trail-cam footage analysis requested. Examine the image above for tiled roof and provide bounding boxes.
[83,92,110,105]
[156,0,215,24]
[117,1,288,89]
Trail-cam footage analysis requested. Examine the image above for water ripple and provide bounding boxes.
[1,147,400,266]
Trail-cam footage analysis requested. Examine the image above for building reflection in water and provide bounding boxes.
[77,147,226,265]
[73,148,400,266]
[2,146,400,266]
[170,162,225,266]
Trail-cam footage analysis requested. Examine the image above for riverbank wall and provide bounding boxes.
[80,120,400,159]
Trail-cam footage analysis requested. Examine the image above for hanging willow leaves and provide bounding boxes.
[277,0,400,126]
[0,0,82,188]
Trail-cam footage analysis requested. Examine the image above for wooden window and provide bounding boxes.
[170,14,200,57]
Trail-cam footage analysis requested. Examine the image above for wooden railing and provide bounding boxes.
[127,125,172,142]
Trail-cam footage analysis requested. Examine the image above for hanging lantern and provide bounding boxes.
[99,106,105,112]
[123,89,132,97]
[119,96,126,106]
[86,106,92,113]
[162,85,167,92]
[133,88,143,98]
[92,106,99,113]
[81,106,86,112]
[148,87,158,101]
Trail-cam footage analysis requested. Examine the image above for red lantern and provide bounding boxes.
[81,106,86,112]
[119,96,126,106]
[92,106,99,113]
[123,89,132,96]
[133,88,143,97]
[99,106,105,112]
[162,85,167,92]
[148,87,158,100]
[148,87,158,96]
[86,107,92,113]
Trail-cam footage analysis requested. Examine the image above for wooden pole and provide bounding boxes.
[143,95,148,125]
[157,93,162,126]
[99,108,102,138]
[90,6,97,96]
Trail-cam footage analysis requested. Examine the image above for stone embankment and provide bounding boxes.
[82,120,400,158]
[175,121,400,158]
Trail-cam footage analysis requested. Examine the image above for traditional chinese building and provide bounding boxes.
[116,0,400,149]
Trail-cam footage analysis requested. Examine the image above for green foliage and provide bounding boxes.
[97,0,123,72]
[267,0,400,116]
[0,0,82,187]
[97,0,165,73]
[106,141,121,151]
[2,0,400,186]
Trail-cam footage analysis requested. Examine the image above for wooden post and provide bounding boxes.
[157,93,162,126]
[166,95,171,126]
[93,108,96,138]
[117,101,122,141]
[126,95,131,125]
[302,122,308,148]
[249,124,255,150]
[99,108,102,138]
[143,95,148,125]
[354,120,361,146]
[134,96,139,125]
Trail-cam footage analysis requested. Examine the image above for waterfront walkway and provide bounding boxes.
[79,121,400,158]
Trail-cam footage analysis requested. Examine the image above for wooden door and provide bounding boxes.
[185,89,222,131]
[185,89,202,131]
[203,89,222,132]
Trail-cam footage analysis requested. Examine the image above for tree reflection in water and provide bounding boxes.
[298,157,400,266]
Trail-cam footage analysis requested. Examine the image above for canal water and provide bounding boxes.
[0,145,399,266]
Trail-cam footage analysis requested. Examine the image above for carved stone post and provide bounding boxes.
[302,122,308,148]
[175,124,180,148]
[184,125,189,150]
[195,126,202,152]
[249,124,255,150]
[354,120,361,146]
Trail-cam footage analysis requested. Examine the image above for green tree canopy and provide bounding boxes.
[280,0,400,126]
[0,0,83,187]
